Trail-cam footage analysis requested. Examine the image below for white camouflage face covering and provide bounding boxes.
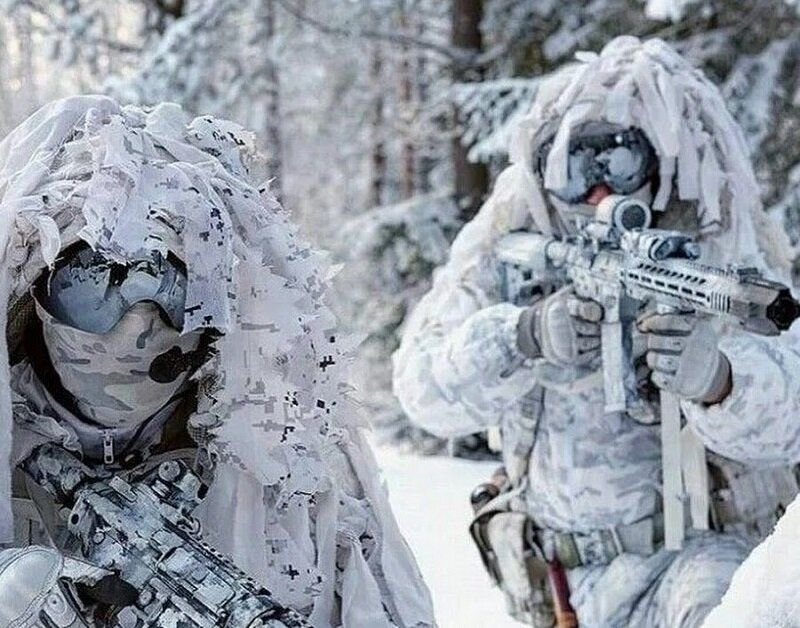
[34,298,202,429]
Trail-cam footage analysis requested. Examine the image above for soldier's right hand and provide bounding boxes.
[0,545,127,627]
[0,546,90,627]
[516,288,603,367]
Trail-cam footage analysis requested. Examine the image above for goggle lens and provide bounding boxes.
[537,128,658,203]
[34,244,187,334]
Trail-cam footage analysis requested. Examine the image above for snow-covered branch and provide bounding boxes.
[274,0,468,64]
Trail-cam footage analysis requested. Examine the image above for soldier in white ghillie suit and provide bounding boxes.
[394,36,800,627]
[0,96,434,627]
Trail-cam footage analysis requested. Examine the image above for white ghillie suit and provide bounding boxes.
[0,96,434,627]
[394,36,800,627]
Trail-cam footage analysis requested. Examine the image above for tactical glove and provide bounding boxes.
[517,288,603,367]
[638,311,732,404]
[0,545,115,627]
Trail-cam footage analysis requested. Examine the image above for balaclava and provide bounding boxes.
[34,298,202,428]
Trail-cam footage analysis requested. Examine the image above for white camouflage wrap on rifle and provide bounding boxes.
[394,36,800,626]
[0,95,434,627]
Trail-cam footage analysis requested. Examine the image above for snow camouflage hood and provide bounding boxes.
[0,96,433,626]
[492,35,792,277]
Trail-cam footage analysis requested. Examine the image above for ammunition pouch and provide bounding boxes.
[531,514,664,569]
[469,505,554,627]
[468,457,797,627]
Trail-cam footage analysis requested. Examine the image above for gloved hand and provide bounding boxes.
[517,288,603,367]
[0,546,88,626]
[638,311,732,404]
[0,545,129,627]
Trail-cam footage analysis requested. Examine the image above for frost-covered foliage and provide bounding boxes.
[0,1,451,232]
[644,0,800,21]
[642,0,706,21]
[727,39,800,279]
[0,1,144,69]
[104,0,239,112]
[451,79,539,163]
[335,194,460,450]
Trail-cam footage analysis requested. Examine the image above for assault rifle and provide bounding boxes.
[495,195,800,549]
[20,442,311,628]
[496,195,800,414]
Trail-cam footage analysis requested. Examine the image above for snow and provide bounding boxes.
[643,0,695,21]
[702,495,800,627]
[375,446,519,628]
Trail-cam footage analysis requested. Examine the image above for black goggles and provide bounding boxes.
[34,243,187,334]
[536,127,658,204]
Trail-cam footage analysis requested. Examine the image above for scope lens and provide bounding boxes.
[612,198,651,232]
[619,204,648,230]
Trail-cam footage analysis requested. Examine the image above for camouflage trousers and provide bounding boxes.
[568,531,751,627]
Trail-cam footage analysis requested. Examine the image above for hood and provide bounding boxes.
[0,97,435,625]
[489,36,792,278]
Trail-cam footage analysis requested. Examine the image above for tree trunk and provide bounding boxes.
[0,20,10,133]
[369,44,387,207]
[17,11,37,114]
[451,0,488,222]
[398,0,415,200]
[263,0,284,201]
[415,18,434,195]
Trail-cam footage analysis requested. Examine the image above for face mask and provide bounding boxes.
[35,299,203,429]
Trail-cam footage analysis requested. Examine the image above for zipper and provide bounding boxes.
[102,429,116,465]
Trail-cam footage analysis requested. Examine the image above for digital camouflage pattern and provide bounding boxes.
[35,299,203,429]
[15,442,313,627]
[394,37,800,627]
[0,96,434,626]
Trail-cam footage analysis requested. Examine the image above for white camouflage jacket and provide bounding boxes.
[394,37,800,536]
[393,195,800,534]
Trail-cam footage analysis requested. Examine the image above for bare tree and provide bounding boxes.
[260,0,284,201]
[451,0,488,221]
[369,43,387,207]
[398,0,416,200]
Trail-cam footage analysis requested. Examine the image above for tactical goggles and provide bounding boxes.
[34,242,187,334]
[536,127,658,204]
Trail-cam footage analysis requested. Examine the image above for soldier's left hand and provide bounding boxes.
[637,311,732,404]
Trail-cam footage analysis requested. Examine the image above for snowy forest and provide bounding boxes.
[1,0,797,452]
[2,2,800,626]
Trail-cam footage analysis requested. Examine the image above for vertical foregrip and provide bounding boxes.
[600,321,626,414]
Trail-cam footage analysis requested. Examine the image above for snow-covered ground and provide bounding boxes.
[376,446,519,628]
